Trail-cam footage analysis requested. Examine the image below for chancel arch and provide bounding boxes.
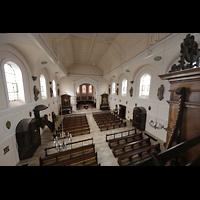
[74,77,99,109]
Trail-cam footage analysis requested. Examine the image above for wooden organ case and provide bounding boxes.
[16,118,41,160]
[100,93,110,110]
[60,94,72,114]
[160,67,200,165]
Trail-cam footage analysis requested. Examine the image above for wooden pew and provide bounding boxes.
[40,144,95,166]
[44,138,93,156]
[106,128,136,141]
[112,137,151,157]
[51,152,99,166]
[107,132,143,148]
[92,111,125,131]
[56,113,90,139]
[54,128,90,140]
[117,144,161,166]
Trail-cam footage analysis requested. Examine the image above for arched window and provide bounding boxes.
[122,79,127,96]
[139,74,151,97]
[40,74,47,99]
[76,86,80,93]
[89,85,92,93]
[82,85,86,93]
[52,80,56,97]
[112,82,115,94]
[4,62,25,103]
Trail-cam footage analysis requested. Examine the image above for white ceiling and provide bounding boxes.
[41,33,172,75]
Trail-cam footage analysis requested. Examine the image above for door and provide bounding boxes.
[119,104,126,119]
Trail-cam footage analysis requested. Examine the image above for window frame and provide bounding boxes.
[89,85,92,93]
[52,79,57,97]
[82,85,86,94]
[112,82,115,94]
[139,73,151,99]
[121,79,127,96]
[40,74,47,99]
[3,61,26,106]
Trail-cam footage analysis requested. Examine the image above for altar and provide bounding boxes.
[84,104,89,109]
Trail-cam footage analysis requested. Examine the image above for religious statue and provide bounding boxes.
[33,85,40,101]
[169,34,200,73]
[129,87,133,97]
[50,87,53,97]
[116,88,119,95]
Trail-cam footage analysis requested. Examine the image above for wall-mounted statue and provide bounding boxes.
[50,87,53,97]
[157,84,165,101]
[57,84,60,96]
[116,88,119,95]
[33,85,40,101]
[129,87,133,97]
[169,34,200,73]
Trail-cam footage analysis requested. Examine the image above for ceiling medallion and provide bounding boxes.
[154,56,162,61]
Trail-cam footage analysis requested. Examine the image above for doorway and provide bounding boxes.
[119,104,126,119]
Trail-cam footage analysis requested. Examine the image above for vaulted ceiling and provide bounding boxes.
[41,33,172,75]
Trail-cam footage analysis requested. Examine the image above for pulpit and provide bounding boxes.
[160,67,200,165]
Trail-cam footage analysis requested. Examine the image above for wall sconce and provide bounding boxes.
[149,119,164,130]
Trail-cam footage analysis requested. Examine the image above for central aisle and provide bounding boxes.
[85,111,119,166]
[73,108,135,166]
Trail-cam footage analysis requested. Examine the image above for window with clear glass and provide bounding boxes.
[4,63,19,101]
[40,74,47,99]
[82,85,86,93]
[52,80,56,97]
[112,82,115,94]
[89,85,92,93]
[122,79,127,96]
[139,74,151,97]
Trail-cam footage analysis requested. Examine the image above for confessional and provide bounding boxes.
[132,106,146,131]
[16,105,55,160]
[60,94,72,114]
[100,93,110,110]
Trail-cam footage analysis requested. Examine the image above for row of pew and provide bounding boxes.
[53,113,90,140]
[92,111,126,131]
[106,128,161,166]
[40,138,100,166]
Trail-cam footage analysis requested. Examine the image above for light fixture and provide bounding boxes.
[149,119,164,130]
[104,39,109,44]
[154,56,162,61]
[53,132,73,152]
[41,61,47,65]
